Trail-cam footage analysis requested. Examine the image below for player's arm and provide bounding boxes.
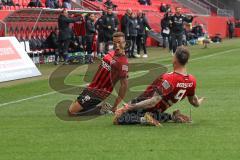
[112,78,128,112]
[187,95,205,107]
[183,15,194,23]
[128,92,162,110]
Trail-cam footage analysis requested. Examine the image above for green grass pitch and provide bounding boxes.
[1,39,240,160]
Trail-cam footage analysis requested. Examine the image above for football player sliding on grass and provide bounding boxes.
[114,46,205,126]
[68,32,128,116]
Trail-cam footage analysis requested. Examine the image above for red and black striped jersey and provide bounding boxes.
[88,51,128,99]
[138,72,196,113]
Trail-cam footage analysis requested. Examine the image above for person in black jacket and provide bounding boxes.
[168,7,194,53]
[121,8,132,35]
[57,9,82,65]
[121,9,132,55]
[104,0,117,10]
[161,12,170,49]
[85,13,96,63]
[95,11,105,57]
[102,7,119,53]
[136,11,152,58]
[45,30,58,49]
[126,12,139,58]
[227,20,234,39]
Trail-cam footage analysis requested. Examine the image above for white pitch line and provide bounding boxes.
[0,48,239,107]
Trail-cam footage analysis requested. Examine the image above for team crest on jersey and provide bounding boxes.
[162,80,170,89]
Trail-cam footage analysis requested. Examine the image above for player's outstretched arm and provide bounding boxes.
[128,92,162,110]
[188,95,205,107]
[112,78,128,112]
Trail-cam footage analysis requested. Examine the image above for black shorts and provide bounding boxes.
[98,32,104,43]
[77,89,102,112]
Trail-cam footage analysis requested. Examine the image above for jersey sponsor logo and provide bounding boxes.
[101,60,111,71]
[122,65,128,72]
[174,17,183,24]
[162,80,170,90]
[176,82,193,88]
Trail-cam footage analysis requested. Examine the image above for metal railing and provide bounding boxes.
[217,8,234,17]
[173,0,211,15]
[205,0,226,9]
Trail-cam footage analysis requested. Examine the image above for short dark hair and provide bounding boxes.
[113,32,125,38]
[175,46,190,66]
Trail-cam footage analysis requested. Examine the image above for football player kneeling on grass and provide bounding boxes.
[68,32,129,116]
[114,46,204,126]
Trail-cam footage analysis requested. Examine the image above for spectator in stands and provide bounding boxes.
[85,13,96,64]
[121,8,132,55]
[28,0,43,7]
[104,0,117,10]
[227,20,234,39]
[0,1,3,9]
[192,23,204,38]
[95,11,106,57]
[161,12,170,49]
[57,9,82,65]
[168,7,194,53]
[138,0,147,5]
[45,30,58,50]
[102,7,119,53]
[160,3,167,13]
[136,10,152,58]
[63,0,71,9]
[166,4,171,12]
[46,0,59,8]
[138,0,151,6]
[1,0,14,6]
[126,12,138,58]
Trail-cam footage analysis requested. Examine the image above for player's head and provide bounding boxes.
[175,7,182,15]
[89,13,95,21]
[113,32,126,55]
[107,7,113,15]
[62,9,68,16]
[126,8,132,15]
[172,46,190,68]
[137,10,143,17]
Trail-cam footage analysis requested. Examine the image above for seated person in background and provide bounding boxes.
[0,0,3,9]
[45,30,58,50]
[46,0,59,8]
[104,0,117,9]
[28,0,43,7]
[166,4,171,12]
[138,0,147,5]
[160,3,167,12]
[139,0,151,5]
[63,0,71,9]
[146,0,151,5]
[192,24,204,38]
[2,0,14,6]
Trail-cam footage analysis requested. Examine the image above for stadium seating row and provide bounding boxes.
[0,0,64,9]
